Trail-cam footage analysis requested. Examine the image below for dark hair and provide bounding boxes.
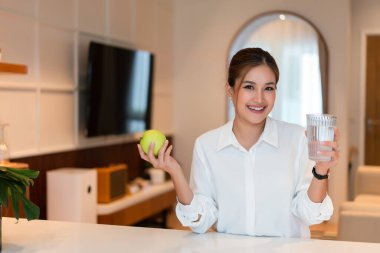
[227,48,279,87]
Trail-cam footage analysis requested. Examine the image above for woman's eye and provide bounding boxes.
[265,86,275,91]
[244,85,254,90]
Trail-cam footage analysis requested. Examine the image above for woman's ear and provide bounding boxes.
[225,83,233,98]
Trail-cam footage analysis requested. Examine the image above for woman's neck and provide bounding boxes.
[232,118,266,151]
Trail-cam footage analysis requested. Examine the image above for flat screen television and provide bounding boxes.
[84,41,154,137]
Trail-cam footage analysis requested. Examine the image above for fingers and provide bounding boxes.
[165,145,173,158]
[319,127,340,150]
[309,128,340,171]
[318,149,339,161]
[137,144,150,162]
[319,141,340,152]
[137,140,180,176]
[334,127,340,142]
[157,140,169,165]
[137,142,159,167]
[147,142,157,165]
[316,137,340,168]
[138,140,172,169]
[316,146,340,171]
[332,144,340,152]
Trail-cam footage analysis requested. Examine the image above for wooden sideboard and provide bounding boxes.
[97,181,176,227]
[11,136,173,220]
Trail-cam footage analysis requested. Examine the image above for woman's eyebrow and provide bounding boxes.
[242,80,255,84]
[242,80,275,85]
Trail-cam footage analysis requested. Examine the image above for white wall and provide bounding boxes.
[0,0,352,224]
[349,0,380,197]
[172,0,350,223]
[0,0,173,157]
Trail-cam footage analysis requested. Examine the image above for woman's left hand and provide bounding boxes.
[314,127,340,175]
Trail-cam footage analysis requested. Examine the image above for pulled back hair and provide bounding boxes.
[227,48,279,87]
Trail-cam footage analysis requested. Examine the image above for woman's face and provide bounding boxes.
[228,65,277,126]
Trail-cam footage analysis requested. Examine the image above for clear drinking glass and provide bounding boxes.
[306,114,337,162]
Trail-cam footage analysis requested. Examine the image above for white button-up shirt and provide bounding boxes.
[176,117,333,238]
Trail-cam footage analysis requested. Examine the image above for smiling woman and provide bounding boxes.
[228,11,328,126]
[138,47,338,238]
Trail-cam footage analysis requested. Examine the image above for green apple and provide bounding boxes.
[140,129,167,156]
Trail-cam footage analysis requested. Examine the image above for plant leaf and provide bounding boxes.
[0,182,9,207]
[10,186,21,219]
[20,193,40,220]
[0,167,38,188]
[4,167,39,179]
[0,165,40,220]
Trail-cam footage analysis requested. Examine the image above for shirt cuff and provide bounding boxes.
[176,197,202,227]
[305,193,334,220]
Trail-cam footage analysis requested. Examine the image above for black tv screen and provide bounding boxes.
[85,41,154,137]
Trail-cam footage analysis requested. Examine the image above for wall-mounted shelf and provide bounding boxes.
[0,62,28,74]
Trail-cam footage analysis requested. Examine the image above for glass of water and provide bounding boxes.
[306,114,337,162]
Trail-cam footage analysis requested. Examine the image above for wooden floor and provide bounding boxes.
[310,222,338,240]
[166,206,189,231]
[166,207,338,240]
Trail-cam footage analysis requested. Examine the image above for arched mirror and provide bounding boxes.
[228,11,328,127]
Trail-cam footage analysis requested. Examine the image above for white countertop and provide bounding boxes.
[2,217,380,253]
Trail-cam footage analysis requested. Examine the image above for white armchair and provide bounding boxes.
[338,166,380,242]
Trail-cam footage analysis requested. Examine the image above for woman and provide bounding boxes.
[137,48,339,238]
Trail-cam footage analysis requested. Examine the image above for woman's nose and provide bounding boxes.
[253,89,264,103]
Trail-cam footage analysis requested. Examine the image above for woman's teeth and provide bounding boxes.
[248,106,264,111]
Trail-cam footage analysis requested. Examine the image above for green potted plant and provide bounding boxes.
[0,165,40,252]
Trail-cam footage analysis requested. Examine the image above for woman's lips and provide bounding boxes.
[247,105,266,113]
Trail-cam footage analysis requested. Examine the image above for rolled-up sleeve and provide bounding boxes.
[292,191,333,225]
[175,138,218,233]
[176,194,218,233]
[291,135,334,225]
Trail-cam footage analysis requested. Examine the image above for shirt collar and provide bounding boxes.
[261,117,279,148]
[216,120,235,151]
[216,117,279,151]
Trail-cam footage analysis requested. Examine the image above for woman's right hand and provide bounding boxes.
[137,140,181,176]
[138,140,194,205]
